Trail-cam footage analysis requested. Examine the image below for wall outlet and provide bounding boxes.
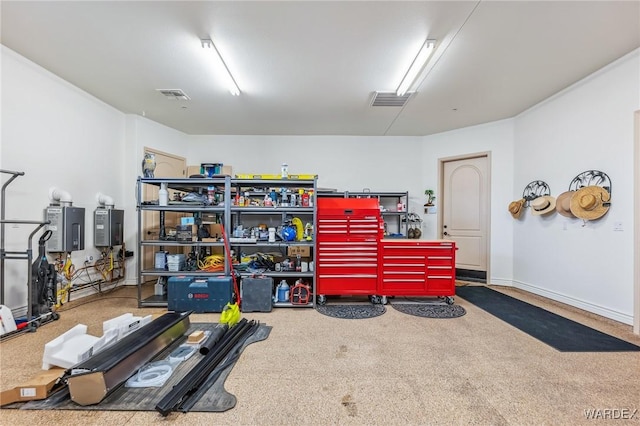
[613,221,623,231]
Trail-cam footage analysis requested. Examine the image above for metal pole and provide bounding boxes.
[0,169,26,306]
[1,220,49,320]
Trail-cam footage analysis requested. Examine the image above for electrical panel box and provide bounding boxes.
[45,206,85,252]
[94,208,124,247]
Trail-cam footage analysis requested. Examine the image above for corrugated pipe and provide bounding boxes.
[49,187,73,206]
[96,193,115,208]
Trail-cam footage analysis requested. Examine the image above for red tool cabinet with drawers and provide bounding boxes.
[316,198,383,302]
[379,239,456,304]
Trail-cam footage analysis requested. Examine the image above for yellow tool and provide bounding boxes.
[219,302,240,327]
[291,217,304,241]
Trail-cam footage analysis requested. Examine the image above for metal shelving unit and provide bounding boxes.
[135,176,317,309]
[136,176,231,307]
[229,177,317,307]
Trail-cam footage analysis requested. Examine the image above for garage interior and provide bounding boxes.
[1,1,640,424]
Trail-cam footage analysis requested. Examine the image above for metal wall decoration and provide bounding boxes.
[522,180,551,207]
[568,170,612,194]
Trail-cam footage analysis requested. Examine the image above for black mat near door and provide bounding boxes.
[456,286,640,352]
[10,323,271,412]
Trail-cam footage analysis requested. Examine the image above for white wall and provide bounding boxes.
[187,134,425,212]
[421,119,516,284]
[1,47,126,312]
[513,49,640,324]
[121,115,190,283]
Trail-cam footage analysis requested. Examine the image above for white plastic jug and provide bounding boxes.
[277,280,290,302]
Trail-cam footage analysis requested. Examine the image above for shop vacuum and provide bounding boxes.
[27,230,59,329]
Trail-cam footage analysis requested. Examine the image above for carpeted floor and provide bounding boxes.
[1,283,639,425]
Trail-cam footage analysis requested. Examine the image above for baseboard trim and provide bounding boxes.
[512,280,633,325]
[486,278,513,287]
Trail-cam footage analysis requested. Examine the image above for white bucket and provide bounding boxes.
[0,305,17,335]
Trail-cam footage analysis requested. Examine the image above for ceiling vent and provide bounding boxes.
[156,89,191,101]
[370,91,412,107]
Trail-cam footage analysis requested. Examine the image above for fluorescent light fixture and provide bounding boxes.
[201,38,240,96]
[396,39,436,96]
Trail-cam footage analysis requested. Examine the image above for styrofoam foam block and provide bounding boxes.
[0,305,17,335]
[77,328,119,363]
[103,313,153,340]
[42,324,98,370]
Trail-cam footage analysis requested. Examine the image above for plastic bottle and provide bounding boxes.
[281,163,289,179]
[277,280,290,302]
[159,183,169,206]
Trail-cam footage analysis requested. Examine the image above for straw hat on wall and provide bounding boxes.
[555,191,577,218]
[508,198,526,219]
[569,186,610,220]
[530,195,556,216]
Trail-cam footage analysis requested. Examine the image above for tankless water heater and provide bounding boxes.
[94,208,124,247]
[45,206,85,252]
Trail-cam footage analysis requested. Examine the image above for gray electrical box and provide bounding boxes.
[45,206,85,252]
[94,208,124,247]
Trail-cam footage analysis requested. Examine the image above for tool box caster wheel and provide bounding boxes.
[369,295,382,305]
[317,295,326,306]
[445,296,454,305]
[51,312,60,321]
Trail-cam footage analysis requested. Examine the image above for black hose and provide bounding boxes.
[199,323,229,355]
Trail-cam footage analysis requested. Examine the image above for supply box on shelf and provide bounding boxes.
[287,246,311,257]
[166,254,186,272]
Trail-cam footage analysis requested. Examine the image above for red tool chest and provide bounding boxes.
[316,198,383,301]
[379,240,456,303]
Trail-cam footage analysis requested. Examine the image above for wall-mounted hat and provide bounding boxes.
[569,186,610,221]
[508,198,525,219]
[530,196,556,216]
[555,191,576,218]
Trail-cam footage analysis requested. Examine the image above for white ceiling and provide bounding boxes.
[2,1,639,136]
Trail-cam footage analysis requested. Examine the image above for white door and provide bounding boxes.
[441,155,489,280]
[142,149,186,273]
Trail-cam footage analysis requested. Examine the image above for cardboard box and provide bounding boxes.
[187,165,201,177]
[0,368,65,406]
[287,245,311,257]
[221,165,233,176]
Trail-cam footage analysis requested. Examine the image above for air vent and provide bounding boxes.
[370,92,412,107]
[156,89,191,101]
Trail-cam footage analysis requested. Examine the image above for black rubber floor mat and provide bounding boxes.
[456,286,640,352]
[391,303,466,318]
[315,304,386,319]
[13,323,271,412]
